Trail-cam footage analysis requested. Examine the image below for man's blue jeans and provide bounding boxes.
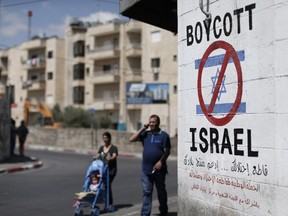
[141,170,168,216]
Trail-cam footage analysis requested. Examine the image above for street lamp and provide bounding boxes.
[87,108,96,149]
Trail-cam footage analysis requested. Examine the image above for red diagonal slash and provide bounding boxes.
[197,40,243,126]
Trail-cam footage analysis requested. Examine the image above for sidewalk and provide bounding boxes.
[0,154,43,174]
[0,145,178,215]
[101,196,178,216]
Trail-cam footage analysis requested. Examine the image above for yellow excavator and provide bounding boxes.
[24,99,61,128]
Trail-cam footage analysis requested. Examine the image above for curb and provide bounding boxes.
[26,144,177,160]
[0,160,43,175]
[26,144,138,158]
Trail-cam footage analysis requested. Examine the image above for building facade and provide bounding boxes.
[0,36,65,125]
[0,20,178,136]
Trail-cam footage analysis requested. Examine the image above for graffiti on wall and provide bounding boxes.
[180,1,274,213]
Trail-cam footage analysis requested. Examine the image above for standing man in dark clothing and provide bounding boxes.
[130,114,171,216]
[17,120,29,156]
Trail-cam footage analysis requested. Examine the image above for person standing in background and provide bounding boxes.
[130,114,171,216]
[17,120,29,156]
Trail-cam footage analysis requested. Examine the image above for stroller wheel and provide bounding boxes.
[74,208,83,216]
[106,205,115,212]
[91,206,100,216]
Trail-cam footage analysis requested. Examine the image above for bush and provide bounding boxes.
[53,106,113,129]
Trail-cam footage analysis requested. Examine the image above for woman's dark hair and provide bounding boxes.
[102,131,111,139]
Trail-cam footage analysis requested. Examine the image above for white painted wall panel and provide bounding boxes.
[178,0,287,215]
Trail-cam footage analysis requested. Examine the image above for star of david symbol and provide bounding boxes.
[211,68,227,101]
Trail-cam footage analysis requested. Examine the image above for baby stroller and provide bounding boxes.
[74,158,113,216]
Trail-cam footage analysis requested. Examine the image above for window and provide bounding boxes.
[173,55,177,62]
[103,65,111,73]
[73,41,85,57]
[151,58,160,81]
[73,63,85,80]
[47,51,53,58]
[73,86,85,104]
[151,31,161,42]
[47,72,53,80]
[153,73,159,81]
[173,85,177,94]
[151,58,160,68]
[31,75,38,81]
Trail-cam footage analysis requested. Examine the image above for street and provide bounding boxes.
[0,149,177,216]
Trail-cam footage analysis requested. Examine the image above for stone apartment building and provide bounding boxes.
[0,20,178,136]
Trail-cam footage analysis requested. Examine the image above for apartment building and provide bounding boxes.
[0,19,178,136]
[65,20,178,136]
[0,36,65,125]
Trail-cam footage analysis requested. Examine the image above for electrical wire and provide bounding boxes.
[0,0,47,8]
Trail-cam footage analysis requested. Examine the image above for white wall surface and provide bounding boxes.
[178,0,288,215]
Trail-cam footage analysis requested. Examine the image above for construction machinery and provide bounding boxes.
[24,99,61,128]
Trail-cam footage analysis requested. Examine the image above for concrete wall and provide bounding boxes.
[26,127,177,156]
[0,99,10,160]
[178,0,287,215]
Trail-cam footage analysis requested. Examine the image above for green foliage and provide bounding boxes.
[96,115,113,129]
[52,104,63,122]
[61,106,90,128]
[50,105,114,129]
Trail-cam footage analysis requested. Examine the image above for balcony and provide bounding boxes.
[0,84,5,95]
[127,104,142,110]
[72,80,85,86]
[125,68,142,82]
[23,57,46,70]
[87,44,120,60]
[125,43,141,57]
[23,80,46,91]
[90,98,120,111]
[87,22,120,37]
[125,21,142,33]
[0,67,8,77]
[90,70,120,84]
[21,39,46,50]
[72,33,86,42]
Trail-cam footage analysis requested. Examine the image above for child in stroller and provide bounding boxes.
[73,172,100,204]
[73,158,113,216]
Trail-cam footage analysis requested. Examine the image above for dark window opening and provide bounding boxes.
[73,41,85,57]
[73,86,85,104]
[103,65,111,73]
[151,58,160,68]
[48,51,53,58]
[173,85,177,94]
[47,72,53,80]
[73,63,85,80]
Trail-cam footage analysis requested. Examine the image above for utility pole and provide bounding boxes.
[27,10,32,40]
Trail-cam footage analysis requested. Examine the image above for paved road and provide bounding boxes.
[0,149,177,216]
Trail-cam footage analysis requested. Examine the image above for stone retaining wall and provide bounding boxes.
[26,127,177,156]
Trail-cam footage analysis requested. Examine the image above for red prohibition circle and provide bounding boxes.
[197,40,243,126]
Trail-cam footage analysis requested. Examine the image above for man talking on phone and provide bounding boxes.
[130,114,171,216]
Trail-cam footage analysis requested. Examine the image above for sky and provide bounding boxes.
[0,0,127,49]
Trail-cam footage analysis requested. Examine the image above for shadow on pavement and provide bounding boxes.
[153,212,177,216]
[114,203,134,210]
[99,204,134,214]
[0,154,37,164]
